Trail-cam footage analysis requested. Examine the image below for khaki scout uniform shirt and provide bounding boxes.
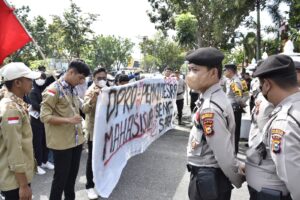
[0,86,7,101]
[0,92,34,191]
[246,92,300,199]
[187,83,243,188]
[82,83,100,141]
[40,78,85,150]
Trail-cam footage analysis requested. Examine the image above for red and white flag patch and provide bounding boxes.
[47,89,56,96]
[7,117,20,124]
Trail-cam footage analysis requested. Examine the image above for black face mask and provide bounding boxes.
[260,81,270,101]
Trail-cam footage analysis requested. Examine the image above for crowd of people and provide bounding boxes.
[0,59,189,200]
[0,46,300,200]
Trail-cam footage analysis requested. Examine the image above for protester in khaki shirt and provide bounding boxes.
[81,67,107,199]
[40,59,90,200]
[0,62,40,200]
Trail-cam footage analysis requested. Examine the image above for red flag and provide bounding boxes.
[0,0,32,64]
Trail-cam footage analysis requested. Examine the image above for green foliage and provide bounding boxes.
[59,1,98,58]
[175,12,197,49]
[263,39,280,56]
[290,27,300,52]
[147,0,256,48]
[223,47,244,66]
[289,0,300,30]
[242,32,257,61]
[86,35,134,71]
[28,59,50,70]
[140,33,184,72]
[7,1,134,72]
[141,55,159,72]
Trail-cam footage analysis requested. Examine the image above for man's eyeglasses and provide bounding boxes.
[96,77,107,81]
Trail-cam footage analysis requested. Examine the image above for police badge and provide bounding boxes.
[271,129,285,154]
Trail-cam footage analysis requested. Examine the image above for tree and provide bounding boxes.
[175,12,198,49]
[57,0,98,59]
[31,16,50,58]
[9,6,49,65]
[223,47,244,66]
[147,0,256,47]
[140,33,184,72]
[289,0,300,29]
[87,35,134,71]
[113,37,134,71]
[47,16,68,59]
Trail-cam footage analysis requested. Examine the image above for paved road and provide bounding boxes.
[31,122,249,200]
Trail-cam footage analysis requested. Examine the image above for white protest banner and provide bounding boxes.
[92,78,178,198]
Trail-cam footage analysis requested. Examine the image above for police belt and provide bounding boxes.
[248,186,292,200]
[187,164,222,175]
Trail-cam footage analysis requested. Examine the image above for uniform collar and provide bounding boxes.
[5,91,28,112]
[277,91,300,107]
[201,83,221,99]
[59,76,78,95]
[60,76,73,89]
[270,91,300,117]
[230,74,238,81]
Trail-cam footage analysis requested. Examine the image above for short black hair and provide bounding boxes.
[4,80,14,90]
[38,65,46,71]
[68,59,90,77]
[207,64,223,79]
[41,72,47,79]
[93,67,107,77]
[119,74,130,83]
[164,67,172,71]
[261,71,298,89]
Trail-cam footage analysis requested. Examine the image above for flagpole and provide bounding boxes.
[4,0,77,115]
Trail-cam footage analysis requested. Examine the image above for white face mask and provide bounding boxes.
[98,80,107,88]
[35,79,46,86]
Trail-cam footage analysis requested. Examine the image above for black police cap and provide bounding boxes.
[294,61,300,70]
[253,54,295,77]
[224,64,237,71]
[185,47,224,66]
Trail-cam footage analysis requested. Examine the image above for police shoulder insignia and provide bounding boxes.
[201,113,214,136]
[271,129,285,154]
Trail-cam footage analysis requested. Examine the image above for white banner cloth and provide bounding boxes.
[93,78,178,198]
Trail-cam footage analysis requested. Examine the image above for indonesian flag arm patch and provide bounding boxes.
[200,112,214,136]
[7,116,20,124]
[47,89,56,97]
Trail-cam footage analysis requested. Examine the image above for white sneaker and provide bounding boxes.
[41,161,54,170]
[36,166,46,175]
[86,188,98,199]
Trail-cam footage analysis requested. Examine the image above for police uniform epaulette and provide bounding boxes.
[210,100,229,127]
[287,104,300,128]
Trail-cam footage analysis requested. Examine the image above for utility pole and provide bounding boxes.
[256,0,262,61]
